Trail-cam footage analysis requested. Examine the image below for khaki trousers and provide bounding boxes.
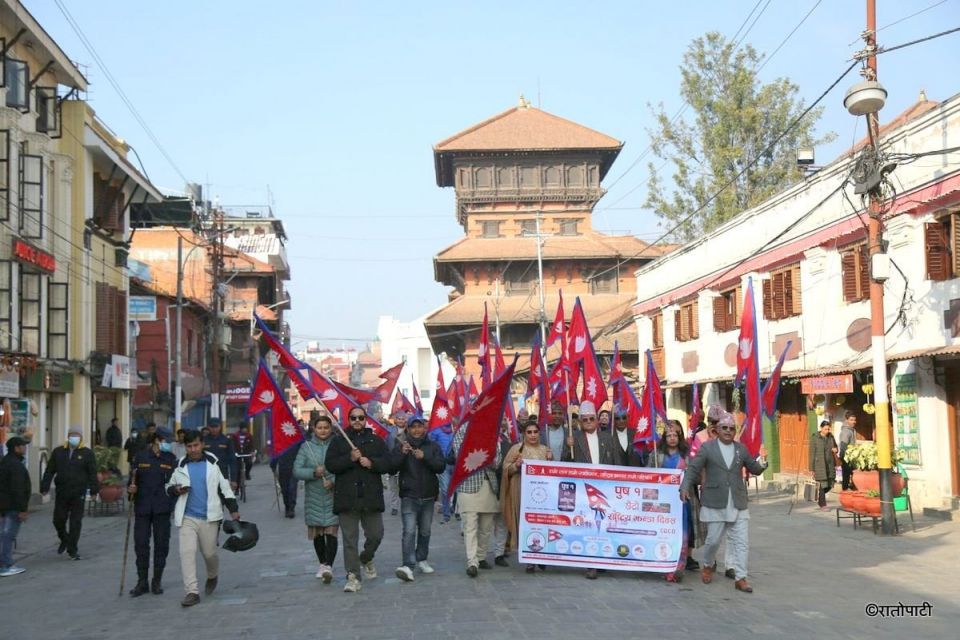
[179,516,220,595]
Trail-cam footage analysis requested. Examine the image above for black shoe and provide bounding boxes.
[129,579,149,598]
[285,509,295,519]
[724,568,736,580]
[494,555,509,567]
[57,541,66,555]
[685,558,700,571]
[204,576,218,595]
[391,509,398,516]
[478,560,492,570]
[181,592,200,607]
[68,552,81,561]
[466,565,478,578]
[151,573,164,595]
[585,568,598,580]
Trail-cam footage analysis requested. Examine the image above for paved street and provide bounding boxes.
[1,469,956,640]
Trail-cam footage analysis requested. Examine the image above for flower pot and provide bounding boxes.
[862,496,882,516]
[98,484,124,503]
[838,491,859,510]
[851,471,904,495]
[849,493,867,512]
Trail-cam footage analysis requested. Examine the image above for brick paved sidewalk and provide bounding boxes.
[1,469,955,640]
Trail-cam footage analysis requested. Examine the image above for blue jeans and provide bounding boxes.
[437,467,453,518]
[0,510,22,569]
[400,497,435,569]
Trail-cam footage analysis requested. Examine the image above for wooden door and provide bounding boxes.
[946,367,960,497]
[779,411,811,476]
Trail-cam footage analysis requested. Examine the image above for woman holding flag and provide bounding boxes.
[500,418,552,573]
[293,416,339,583]
[647,420,700,580]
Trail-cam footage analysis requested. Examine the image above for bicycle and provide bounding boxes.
[235,451,256,503]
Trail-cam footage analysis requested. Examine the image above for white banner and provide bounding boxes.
[518,460,683,573]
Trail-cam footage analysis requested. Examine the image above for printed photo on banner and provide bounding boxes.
[518,460,683,573]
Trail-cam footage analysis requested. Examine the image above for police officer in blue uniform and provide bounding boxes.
[127,426,178,596]
[203,418,238,491]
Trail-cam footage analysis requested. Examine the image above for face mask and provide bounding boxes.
[67,436,81,447]
[159,442,172,453]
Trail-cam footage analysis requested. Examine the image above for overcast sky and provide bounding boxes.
[27,0,960,350]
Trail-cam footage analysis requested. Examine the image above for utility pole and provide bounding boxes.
[534,209,548,349]
[210,209,224,422]
[493,277,502,345]
[174,235,183,432]
[863,0,895,534]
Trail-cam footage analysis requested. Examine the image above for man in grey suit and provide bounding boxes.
[562,400,615,580]
[680,411,767,593]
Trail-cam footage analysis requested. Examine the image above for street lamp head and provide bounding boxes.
[844,80,887,116]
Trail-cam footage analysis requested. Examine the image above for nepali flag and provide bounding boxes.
[447,378,462,425]
[391,389,417,417]
[332,380,377,406]
[245,359,279,417]
[374,363,404,404]
[736,277,763,458]
[289,365,390,440]
[268,388,305,461]
[479,303,493,390]
[411,377,423,413]
[761,340,792,419]
[609,342,642,428]
[568,297,607,406]
[493,338,507,376]
[428,359,452,432]
[526,337,550,431]
[584,483,610,531]
[253,313,300,370]
[467,375,480,404]
[547,529,563,542]
[546,290,566,349]
[448,358,517,498]
[633,349,666,446]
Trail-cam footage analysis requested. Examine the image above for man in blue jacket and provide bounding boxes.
[391,415,446,582]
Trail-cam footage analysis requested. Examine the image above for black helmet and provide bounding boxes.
[221,520,259,552]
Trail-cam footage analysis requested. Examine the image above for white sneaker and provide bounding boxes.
[0,566,25,577]
[417,561,435,574]
[362,561,377,579]
[321,566,333,584]
[343,573,361,593]
[315,564,328,579]
[395,565,415,582]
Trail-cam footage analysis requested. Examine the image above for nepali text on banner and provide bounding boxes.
[518,460,682,573]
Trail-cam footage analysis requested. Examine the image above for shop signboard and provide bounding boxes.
[0,368,19,398]
[893,373,920,466]
[128,295,158,321]
[800,374,853,395]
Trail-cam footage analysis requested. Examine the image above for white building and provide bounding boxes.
[378,314,455,415]
[633,92,960,513]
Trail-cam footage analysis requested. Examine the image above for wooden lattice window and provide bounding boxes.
[840,241,870,302]
[651,313,664,348]
[925,214,960,281]
[96,283,127,354]
[673,300,699,342]
[712,286,741,332]
[762,264,802,321]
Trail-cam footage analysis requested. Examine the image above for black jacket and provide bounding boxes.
[105,425,123,448]
[326,429,390,514]
[389,436,446,500]
[129,447,178,515]
[0,451,31,512]
[40,445,98,498]
[612,428,646,467]
[203,433,237,482]
[270,441,302,475]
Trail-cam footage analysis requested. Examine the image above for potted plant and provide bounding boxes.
[843,442,905,494]
[93,445,125,502]
[861,489,882,516]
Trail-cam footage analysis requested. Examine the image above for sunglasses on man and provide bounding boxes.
[349,415,366,421]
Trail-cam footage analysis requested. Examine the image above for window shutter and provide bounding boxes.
[925,222,950,281]
[712,296,726,332]
[115,289,127,354]
[674,309,682,341]
[791,265,803,315]
[841,250,858,302]
[762,279,773,320]
[691,301,699,339]
[96,283,110,352]
[858,244,870,300]
[953,213,960,276]
[652,313,663,348]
